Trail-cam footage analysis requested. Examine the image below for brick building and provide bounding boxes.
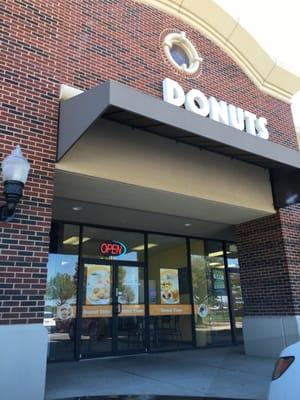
[1,0,300,399]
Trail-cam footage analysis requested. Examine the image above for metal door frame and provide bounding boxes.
[75,258,147,359]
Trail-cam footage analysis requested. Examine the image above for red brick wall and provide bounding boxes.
[0,0,298,324]
[279,204,300,313]
[0,0,59,324]
[236,203,300,316]
[60,0,297,150]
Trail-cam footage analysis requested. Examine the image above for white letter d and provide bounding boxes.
[163,78,185,107]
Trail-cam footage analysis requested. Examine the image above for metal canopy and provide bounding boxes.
[58,80,300,208]
[58,80,300,171]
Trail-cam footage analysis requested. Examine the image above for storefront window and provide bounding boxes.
[226,243,240,269]
[148,234,193,350]
[45,222,244,361]
[226,243,244,343]
[81,227,145,262]
[191,239,232,346]
[44,222,79,361]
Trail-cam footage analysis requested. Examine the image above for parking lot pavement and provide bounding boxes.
[46,346,275,400]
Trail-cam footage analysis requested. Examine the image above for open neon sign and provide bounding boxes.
[99,241,127,257]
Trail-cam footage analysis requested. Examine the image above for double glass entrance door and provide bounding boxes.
[78,260,145,358]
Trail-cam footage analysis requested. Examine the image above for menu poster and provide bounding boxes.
[85,264,111,305]
[160,268,180,304]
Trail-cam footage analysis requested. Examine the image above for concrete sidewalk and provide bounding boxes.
[45,347,274,400]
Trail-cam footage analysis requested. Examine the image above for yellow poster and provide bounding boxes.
[85,264,111,305]
[160,268,180,304]
[150,304,191,316]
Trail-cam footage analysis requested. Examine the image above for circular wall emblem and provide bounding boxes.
[162,31,203,74]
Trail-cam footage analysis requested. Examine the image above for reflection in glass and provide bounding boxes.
[226,243,240,269]
[44,223,79,361]
[118,266,144,305]
[80,317,113,355]
[191,239,232,347]
[117,317,145,351]
[226,243,244,343]
[190,239,209,347]
[117,266,145,352]
[80,264,113,356]
[148,234,193,350]
[230,272,243,343]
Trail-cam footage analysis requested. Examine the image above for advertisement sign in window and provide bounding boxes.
[85,264,111,305]
[160,268,180,304]
[99,241,127,257]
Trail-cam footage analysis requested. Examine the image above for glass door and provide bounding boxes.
[225,243,244,343]
[79,262,114,357]
[78,261,146,358]
[190,239,232,347]
[115,265,145,353]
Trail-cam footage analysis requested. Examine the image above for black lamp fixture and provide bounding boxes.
[0,145,30,222]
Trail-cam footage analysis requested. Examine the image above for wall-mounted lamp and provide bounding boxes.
[0,145,30,222]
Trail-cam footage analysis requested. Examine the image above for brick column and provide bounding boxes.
[0,3,59,397]
[236,203,300,357]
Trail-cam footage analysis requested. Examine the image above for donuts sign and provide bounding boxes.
[99,241,127,257]
[162,78,269,140]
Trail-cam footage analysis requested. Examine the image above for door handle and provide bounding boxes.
[117,302,122,315]
[112,302,122,315]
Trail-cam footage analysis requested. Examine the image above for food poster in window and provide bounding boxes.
[160,268,180,304]
[85,264,111,305]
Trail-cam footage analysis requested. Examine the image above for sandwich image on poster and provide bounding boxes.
[86,264,111,305]
[160,268,180,304]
